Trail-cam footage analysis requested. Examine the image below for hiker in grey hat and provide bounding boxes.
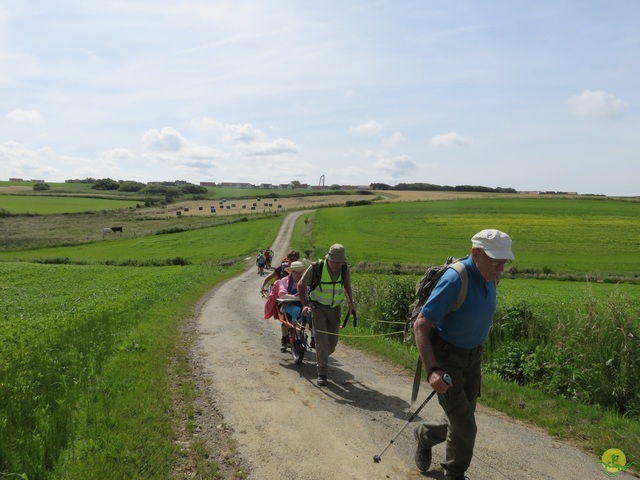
[297,244,356,386]
[412,229,514,480]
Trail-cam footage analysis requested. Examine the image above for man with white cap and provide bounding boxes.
[298,244,356,386]
[412,229,514,480]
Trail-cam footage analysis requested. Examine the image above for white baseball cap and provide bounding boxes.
[472,229,514,261]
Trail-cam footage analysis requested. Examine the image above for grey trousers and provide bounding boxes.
[310,303,341,376]
[415,339,483,477]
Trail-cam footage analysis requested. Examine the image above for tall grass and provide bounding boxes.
[349,274,640,417]
[486,285,640,417]
[0,261,243,479]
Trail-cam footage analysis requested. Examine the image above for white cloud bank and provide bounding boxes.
[568,90,628,119]
[6,109,43,123]
[430,132,472,147]
[349,120,384,136]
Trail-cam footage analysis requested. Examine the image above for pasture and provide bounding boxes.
[2,192,640,477]
[0,194,140,214]
[0,216,281,265]
[297,197,640,277]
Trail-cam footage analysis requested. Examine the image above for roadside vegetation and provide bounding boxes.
[1,189,639,478]
[0,206,280,479]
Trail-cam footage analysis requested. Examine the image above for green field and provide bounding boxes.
[0,216,281,264]
[298,197,640,277]
[1,193,639,478]
[0,194,141,214]
[1,261,241,479]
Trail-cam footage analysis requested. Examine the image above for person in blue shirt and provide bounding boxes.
[412,229,514,480]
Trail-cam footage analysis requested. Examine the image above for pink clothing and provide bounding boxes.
[264,275,299,319]
[275,275,297,297]
[264,277,285,319]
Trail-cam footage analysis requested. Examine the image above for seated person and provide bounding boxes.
[274,261,310,351]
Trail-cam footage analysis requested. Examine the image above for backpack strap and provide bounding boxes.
[450,262,468,311]
[411,261,468,407]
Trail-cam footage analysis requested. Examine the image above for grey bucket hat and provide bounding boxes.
[325,243,348,263]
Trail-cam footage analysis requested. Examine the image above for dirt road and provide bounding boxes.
[193,211,634,480]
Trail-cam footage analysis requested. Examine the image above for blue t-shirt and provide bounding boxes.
[420,256,497,349]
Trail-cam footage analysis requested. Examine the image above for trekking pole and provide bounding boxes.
[373,373,452,464]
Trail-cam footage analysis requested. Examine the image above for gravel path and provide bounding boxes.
[192,211,635,480]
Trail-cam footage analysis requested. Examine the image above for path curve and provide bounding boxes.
[193,211,634,479]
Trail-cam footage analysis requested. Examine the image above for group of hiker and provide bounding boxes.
[255,248,273,275]
[259,230,514,480]
[261,244,355,387]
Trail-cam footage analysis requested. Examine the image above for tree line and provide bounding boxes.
[369,182,518,193]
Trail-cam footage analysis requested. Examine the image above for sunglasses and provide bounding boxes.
[482,250,508,266]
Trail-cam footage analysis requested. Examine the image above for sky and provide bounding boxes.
[1,1,638,196]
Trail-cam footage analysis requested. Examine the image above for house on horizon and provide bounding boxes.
[218,182,254,188]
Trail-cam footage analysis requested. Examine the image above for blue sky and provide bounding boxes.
[1,1,638,196]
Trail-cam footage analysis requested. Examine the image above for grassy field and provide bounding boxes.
[0,216,281,265]
[2,192,640,478]
[1,261,243,479]
[0,211,281,478]
[0,194,141,214]
[297,197,640,277]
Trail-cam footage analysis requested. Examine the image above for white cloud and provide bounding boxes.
[374,154,418,178]
[102,147,135,161]
[223,123,268,144]
[142,127,191,152]
[6,109,43,123]
[238,138,299,157]
[349,119,383,136]
[140,127,227,172]
[0,141,60,178]
[382,132,406,147]
[219,122,299,157]
[191,116,225,130]
[568,90,628,119]
[431,132,472,147]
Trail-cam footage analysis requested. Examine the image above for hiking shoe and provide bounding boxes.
[317,375,328,386]
[413,426,431,473]
[280,336,288,352]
